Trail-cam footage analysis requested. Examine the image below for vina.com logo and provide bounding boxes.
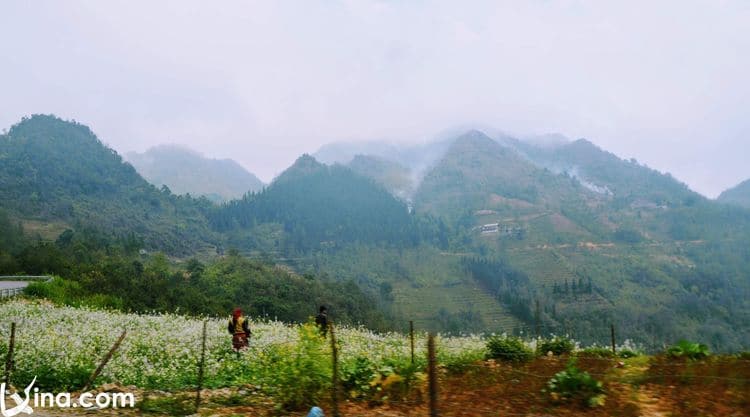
[1,377,134,416]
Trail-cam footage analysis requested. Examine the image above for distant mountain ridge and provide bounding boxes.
[315,131,705,208]
[718,179,750,208]
[126,145,264,203]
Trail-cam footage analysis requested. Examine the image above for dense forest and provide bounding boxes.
[0,220,388,329]
[211,155,449,253]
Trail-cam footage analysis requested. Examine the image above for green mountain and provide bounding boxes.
[405,130,750,350]
[297,131,750,350]
[414,130,597,219]
[717,179,750,208]
[0,115,218,255]
[511,137,701,207]
[211,155,441,254]
[126,145,264,203]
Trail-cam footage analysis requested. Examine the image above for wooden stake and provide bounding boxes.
[409,320,415,364]
[610,324,616,356]
[428,333,438,417]
[195,320,208,412]
[330,323,341,417]
[82,329,127,392]
[3,322,16,386]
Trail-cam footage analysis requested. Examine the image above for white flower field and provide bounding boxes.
[0,300,487,398]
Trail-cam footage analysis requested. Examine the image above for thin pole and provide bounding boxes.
[610,324,616,356]
[82,329,127,392]
[195,320,208,412]
[330,323,341,417]
[4,322,16,386]
[409,320,415,364]
[428,333,438,417]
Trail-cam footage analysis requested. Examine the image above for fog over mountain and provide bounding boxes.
[126,145,264,203]
[1,1,749,196]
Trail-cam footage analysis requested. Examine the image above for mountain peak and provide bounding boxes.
[273,154,326,184]
[570,138,597,148]
[454,129,495,144]
[291,153,324,170]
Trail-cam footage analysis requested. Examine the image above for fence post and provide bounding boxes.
[330,323,341,417]
[82,329,127,392]
[427,333,438,417]
[195,320,208,412]
[4,322,16,386]
[610,324,616,356]
[409,320,415,364]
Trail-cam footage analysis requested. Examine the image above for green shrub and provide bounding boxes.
[737,351,750,360]
[486,335,534,362]
[544,359,605,408]
[24,278,123,309]
[341,356,377,399]
[537,336,575,356]
[618,348,640,359]
[442,346,485,372]
[666,340,710,360]
[272,323,332,410]
[579,346,614,358]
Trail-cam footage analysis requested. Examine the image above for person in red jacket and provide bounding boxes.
[227,307,251,351]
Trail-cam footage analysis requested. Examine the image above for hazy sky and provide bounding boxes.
[1,1,748,197]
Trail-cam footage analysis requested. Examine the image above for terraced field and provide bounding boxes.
[507,247,579,289]
[391,280,519,332]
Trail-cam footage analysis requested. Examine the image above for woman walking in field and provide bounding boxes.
[227,307,251,351]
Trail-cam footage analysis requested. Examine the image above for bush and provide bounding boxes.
[367,363,422,404]
[24,278,123,309]
[618,348,640,359]
[544,359,605,408]
[486,335,534,362]
[272,323,332,410]
[537,336,575,356]
[579,346,615,358]
[341,356,377,399]
[666,340,710,360]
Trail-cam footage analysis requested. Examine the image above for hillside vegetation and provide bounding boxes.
[0,115,218,255]
[1,115,749,352]
[718,178,750,208]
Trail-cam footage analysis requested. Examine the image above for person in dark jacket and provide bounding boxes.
[228,307,251,351]
[314,305,328,336]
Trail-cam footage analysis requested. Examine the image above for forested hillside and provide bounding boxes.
[211,155,448,254]
[0,115,218,255]
[718,179,750,208]
[510,137,701,206]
